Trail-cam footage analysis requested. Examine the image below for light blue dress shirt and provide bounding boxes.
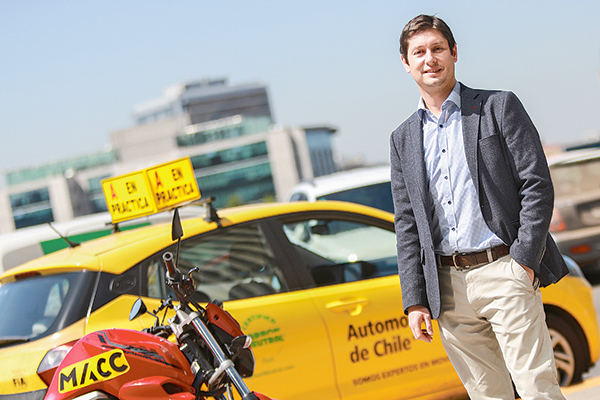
[418,82,505,256]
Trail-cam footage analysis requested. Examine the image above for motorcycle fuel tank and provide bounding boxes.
[45,329,195,400]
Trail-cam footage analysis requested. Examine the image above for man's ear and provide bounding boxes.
[401,55,411,73]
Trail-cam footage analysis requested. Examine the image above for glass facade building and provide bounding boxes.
[4,151,118,230]
[87,175,111,213]
[305,127,338,177]
[0,79,337,233]
[190,141,275,208]
[177,116,272,148]
[10,188,54,229]
[6,151,118,187]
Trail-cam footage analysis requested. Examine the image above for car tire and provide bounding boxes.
[546,312,588,386]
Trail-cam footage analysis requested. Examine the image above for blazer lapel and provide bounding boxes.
[406,114,429,209]
[460,84,482,195]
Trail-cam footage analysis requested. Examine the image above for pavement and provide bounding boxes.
[562,375,600,399]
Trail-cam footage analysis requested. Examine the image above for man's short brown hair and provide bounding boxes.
[399,14,456,62]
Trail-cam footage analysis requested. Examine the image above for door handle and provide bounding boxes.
[326,297,369,316]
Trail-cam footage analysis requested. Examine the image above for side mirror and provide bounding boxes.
[171,207,184,241]
[310,222,330,235]
[129,298,148,321]
[171,207,184,267]
[343,261,378,282]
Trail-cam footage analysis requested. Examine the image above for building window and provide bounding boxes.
[10,188,54,229]
[190,142,268,169]
[177,116,272,148]
[305,128,337,177]
[6,150,118,186]
[195,162,275,208]
[88,176,110,213]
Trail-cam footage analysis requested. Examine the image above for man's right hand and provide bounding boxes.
[408,305,434,343]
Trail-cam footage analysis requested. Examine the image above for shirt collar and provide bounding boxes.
[417,81,461,121]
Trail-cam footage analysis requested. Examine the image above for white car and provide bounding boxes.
[0,207,204,273]
[286,165,393,213]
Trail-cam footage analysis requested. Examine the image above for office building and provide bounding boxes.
[0,78,337,233]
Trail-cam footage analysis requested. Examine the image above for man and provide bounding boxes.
[389,14,569,399]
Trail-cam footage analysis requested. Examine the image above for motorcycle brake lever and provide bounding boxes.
[153,297,173,314]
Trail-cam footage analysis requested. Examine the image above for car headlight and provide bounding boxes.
[37,340,78,386]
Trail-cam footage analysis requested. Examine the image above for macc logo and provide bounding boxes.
[58,349,129,393]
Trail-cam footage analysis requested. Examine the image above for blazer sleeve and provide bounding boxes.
[390,128,430,314]
[500,92,554,270]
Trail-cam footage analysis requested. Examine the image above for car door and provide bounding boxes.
[141,221,339,400]
[277,213,464,400]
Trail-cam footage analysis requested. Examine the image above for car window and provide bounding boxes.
[147,258,167,299]
[316,181,394,214]
[144,223,288,303]
[282,218,397,286]
[289,192,308,201]
[0,272,90,341]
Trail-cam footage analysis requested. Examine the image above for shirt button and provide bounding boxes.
[448,201,452,205]
[444,176,448,180]
[451,228,456,231]
[442,149,446,153]
[439,124,443,128]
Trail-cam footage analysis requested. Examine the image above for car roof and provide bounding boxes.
[547,148,600,167]
[286,165,391,201]
[0,201,393,284]
[0,206,207,273]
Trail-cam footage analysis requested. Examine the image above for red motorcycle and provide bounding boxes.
[37,209,275,400]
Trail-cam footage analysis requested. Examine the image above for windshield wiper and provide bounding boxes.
[0,336,30,346]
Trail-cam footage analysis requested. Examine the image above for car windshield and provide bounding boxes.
[316,182,394,214]
[550,158,600,197]
[0,272,90,343]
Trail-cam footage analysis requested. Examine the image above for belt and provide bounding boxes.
[437,244,510,269]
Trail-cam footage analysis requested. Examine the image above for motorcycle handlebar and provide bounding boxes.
[163,252,180,281]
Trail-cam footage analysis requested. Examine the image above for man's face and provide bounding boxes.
[401,29,457,95]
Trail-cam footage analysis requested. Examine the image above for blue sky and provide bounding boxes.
[1,1,599,185]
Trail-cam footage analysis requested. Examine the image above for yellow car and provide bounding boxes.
[0,201,598,400]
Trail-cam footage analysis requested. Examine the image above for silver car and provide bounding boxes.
[549,148,600,275]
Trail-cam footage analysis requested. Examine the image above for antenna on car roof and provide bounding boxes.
[47,222,81,248]
[201,196,221,224]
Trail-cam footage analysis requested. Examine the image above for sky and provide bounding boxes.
[1,1,599,187]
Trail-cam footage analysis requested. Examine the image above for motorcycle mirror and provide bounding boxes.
[129,298,148,321]
[171,207,184,267]
[171,207,184,241]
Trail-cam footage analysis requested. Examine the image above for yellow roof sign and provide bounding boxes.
[146,158,201,210]
[102,171,157,223]
[102,157,201,223]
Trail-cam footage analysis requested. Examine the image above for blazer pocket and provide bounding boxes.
[479,134,508,170]
[478,135,520,195]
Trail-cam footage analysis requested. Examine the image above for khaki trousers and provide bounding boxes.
[437,255,565,400]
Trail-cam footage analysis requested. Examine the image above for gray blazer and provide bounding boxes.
[389,83,568,319]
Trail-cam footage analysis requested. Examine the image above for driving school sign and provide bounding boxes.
[102,157,201,223]
[146,158,200,210]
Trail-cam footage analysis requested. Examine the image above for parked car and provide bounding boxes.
[0,207,204,274]
[0,201,598,400]
[286,165,393,214]
[548,149,600,275]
